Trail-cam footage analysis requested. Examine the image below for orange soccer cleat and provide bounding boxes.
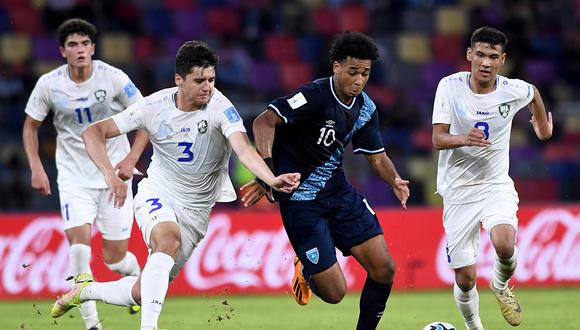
[292,256,312,305]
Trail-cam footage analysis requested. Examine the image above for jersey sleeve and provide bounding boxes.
[432,78,452,125]
[24,77,51,122]
[112,71,143,110]
[111,101,148,135]
[268,83,319,124]
[217,103,246,138]
[509,78,534,111]
[352,97,385,155]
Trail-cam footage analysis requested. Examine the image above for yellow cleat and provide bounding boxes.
[51,273,94,318]
[291,257,312,306]
[490,282,522,326]
[128,305,141,315]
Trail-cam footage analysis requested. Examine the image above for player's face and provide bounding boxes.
[60,33,94,69]
[176,66,216,108]
[467,42,506,86]
[332,57,371,101]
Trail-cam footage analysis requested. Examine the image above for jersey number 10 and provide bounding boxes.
[317,127,336,146]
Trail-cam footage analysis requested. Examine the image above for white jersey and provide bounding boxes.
[112,87,246,208]
[432,72,534,204]
[25,60,143,188]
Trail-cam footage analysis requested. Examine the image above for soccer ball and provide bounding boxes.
[422,321,457,330]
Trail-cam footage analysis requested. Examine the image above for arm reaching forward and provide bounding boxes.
[364,152,410,210]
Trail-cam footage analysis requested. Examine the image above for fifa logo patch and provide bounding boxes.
[305,247,319,264]
[94,89,106,103]
[498,103,510,118]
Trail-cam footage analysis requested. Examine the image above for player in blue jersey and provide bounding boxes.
[241,31,410,330]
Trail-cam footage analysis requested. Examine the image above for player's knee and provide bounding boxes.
[456,277,476,291]
[369,259,396,283]
[153,236,181,259]
[321,289,346,304]
[495,244,515,260]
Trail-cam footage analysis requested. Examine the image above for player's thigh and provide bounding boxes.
[134,181,180,250]
[96,181,134,241]
[168,207,211,282]
[481,190,519,236]
[443,201,484,269]
[279,200,337,276]
[58,184,98,239]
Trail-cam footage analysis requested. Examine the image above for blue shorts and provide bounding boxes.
[279,184,383,275]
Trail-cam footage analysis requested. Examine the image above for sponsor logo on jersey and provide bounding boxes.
[306,247,319,264]
[499,103,510,118]
[180,127,191,132]
[94,90,106,103]
[224,107,241,123]
[197,120,208,133]
[287,92,307,109]
[476,110,490,115]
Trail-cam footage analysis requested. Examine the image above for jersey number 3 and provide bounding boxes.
[177,142,194,162]
[474,121,490,140]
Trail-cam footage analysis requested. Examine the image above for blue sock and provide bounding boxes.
[356,277,392,330]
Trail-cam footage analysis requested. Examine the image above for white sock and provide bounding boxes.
[81,276,138,306]
[106,251,141,277]
[69,244,100,329]
[492,247,518,291]
[140,252,174,330]
[454,282,483,330]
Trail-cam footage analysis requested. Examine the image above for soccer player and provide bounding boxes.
[431,27,553,329]
[241,31,410,330]
[22,18,146,330]
[51,40,300,330]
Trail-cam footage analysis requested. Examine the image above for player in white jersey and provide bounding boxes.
[50,40,301,330]
[22,19,146,330]
[432,27,553,329]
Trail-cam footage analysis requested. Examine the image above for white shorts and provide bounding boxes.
[134,178,211,280]
[58,182,134,240]
[443,190,519,269]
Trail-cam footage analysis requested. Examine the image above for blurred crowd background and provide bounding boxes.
[0,0,579,211]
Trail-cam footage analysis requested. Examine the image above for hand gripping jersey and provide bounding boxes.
[112,87,246,208]
[24,60,143,188]
[268,77,384,201]
[432,72,534,204]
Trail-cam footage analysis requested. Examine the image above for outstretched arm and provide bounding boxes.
[115,129,149,180]
[81,118,127,208]
[432,123,491,150]
[229,131,300,196]
[528,85,552,141]
[22,115,51,196]
[364,152,410,210]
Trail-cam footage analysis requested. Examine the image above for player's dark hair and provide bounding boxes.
[329,31,379,63]
[57,18,96,47]
[175,40,219,78]
[470,26,508,51]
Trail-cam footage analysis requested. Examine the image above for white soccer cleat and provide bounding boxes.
[490,282,522,326]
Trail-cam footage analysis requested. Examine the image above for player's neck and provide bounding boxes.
[67,62,93,84]
[332,76,353,104]
[175,90,201,112]
[469,74,496,94]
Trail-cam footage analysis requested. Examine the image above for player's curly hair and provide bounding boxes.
[471,26,508,51]
[57,18,96,47]
[329,31,379,64]
[175,40,219,78]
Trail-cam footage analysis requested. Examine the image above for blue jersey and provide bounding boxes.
[268,77,384,201]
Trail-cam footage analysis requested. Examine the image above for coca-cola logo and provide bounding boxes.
[436,208,580,284]
[0,217,70,294]
[184,214,353,290]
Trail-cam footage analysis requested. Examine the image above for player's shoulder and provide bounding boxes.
[207,88,235,112]
[437,71,469,89]
[143,87,176,107]
[497,74,532,93]
[92,60,128,78]
[36,63,68,85]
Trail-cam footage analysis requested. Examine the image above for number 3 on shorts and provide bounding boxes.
[146,198,163,214]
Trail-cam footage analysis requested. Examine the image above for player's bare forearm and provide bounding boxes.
[230,132,277,185]
[252,109,282,158]
[529,85,552,141]
[125,129,150,163]
[432,123,490,150]
[364,152,401,187]
[82,118,121,178]
[22,116,44,172]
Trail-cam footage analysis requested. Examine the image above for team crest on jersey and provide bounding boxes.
[94,89,106,103]
[305,247,319,264]
[498,103,510,118]
[197,120,208,133]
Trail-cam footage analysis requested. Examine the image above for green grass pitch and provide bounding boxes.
[3,287,578,329]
